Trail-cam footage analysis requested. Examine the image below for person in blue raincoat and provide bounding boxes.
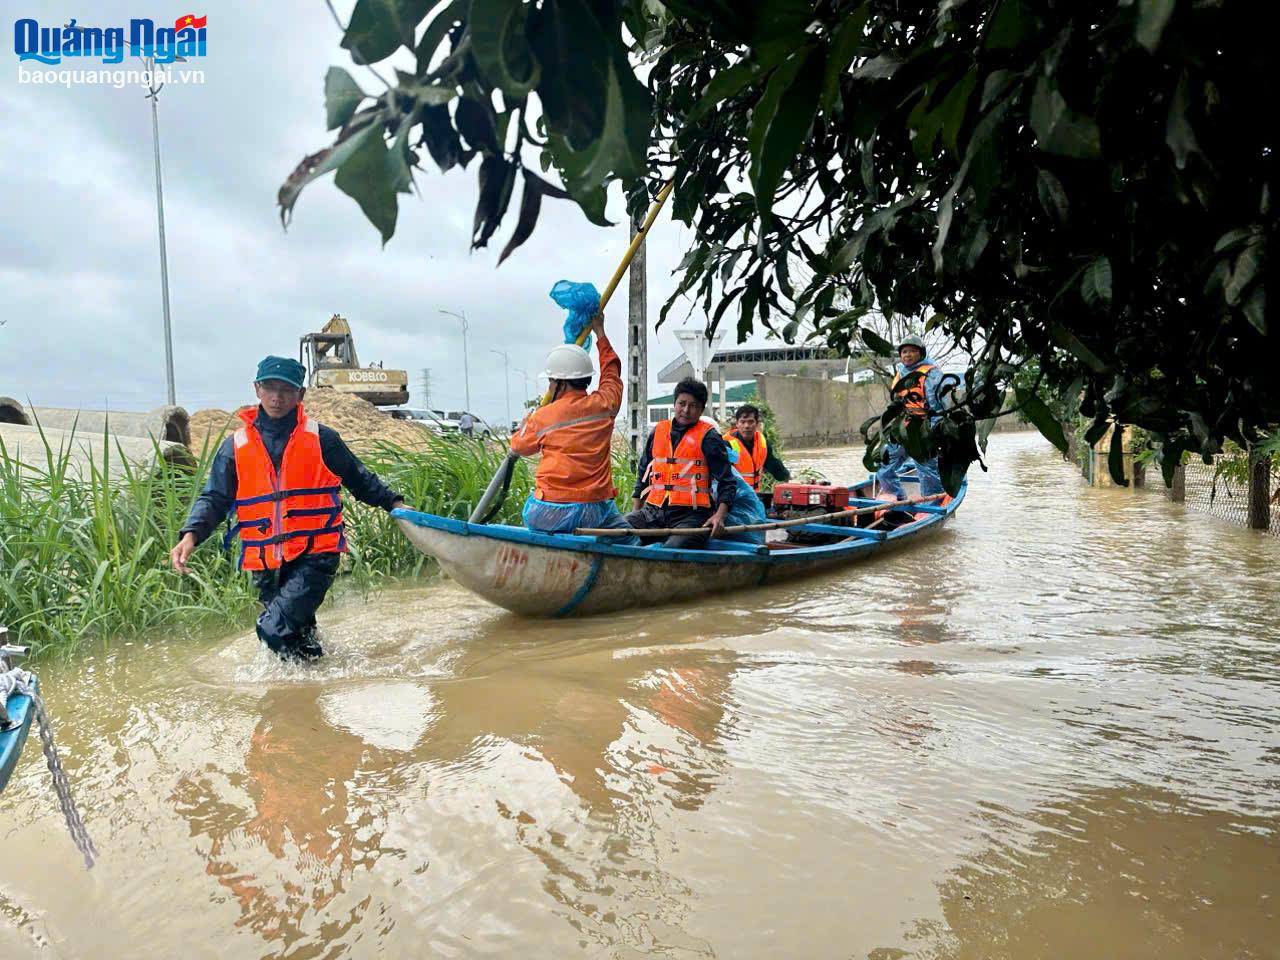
[877,336,945,498]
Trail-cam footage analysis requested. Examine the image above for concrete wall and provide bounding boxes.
[754,374,887,447]
[755,374,1036,446]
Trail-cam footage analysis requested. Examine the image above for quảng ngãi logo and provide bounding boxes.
[13,14,207,65]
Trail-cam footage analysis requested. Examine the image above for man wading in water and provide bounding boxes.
[170,356,404,661]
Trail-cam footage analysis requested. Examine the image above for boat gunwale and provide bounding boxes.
[393,477,966,567]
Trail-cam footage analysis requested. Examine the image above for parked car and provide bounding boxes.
[380,407,493,438]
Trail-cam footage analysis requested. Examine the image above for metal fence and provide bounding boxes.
[1172,454,1279,537]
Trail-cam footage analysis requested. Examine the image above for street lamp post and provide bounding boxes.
[145,57,176,406]
[438,309,470,411]
[490,349,511,432]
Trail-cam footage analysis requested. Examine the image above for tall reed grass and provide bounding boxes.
[0,427,638,657]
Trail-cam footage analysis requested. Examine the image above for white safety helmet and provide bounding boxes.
[542,344,594,380]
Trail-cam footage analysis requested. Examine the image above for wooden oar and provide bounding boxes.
[573,493,946,538]
[468,180,676,524]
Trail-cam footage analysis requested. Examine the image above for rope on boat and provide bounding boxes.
[1,667,98,869]
[573,493,946,538]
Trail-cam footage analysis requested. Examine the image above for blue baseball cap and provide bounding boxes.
[255,356,306,389]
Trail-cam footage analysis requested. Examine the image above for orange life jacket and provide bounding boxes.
[644,419,713,509]
[891,363,936,417]
[226,406,345,570]
[727,430,768,490]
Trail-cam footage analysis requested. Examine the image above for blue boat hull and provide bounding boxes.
[0,675,36,794]
[394,476,964,617]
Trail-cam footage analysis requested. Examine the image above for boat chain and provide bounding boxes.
[30,690,98,869]
[4,666,98,870]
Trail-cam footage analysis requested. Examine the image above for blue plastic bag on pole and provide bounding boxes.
[550,280,600,349]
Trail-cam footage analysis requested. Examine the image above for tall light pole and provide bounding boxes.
[145,57,176,406]
[490,348,511,431]
[513,367,531,404]
[438,309,470,411]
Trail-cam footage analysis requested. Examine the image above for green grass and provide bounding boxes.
[0,428,638,658]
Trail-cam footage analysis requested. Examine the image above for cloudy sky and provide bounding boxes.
[0,2,777,424]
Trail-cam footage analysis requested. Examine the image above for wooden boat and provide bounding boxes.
[1,632,36,794]
[394,474,965,617]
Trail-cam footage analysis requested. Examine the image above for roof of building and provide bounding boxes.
[657,344,866,383]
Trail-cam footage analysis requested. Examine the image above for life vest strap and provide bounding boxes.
[233,484,341,508]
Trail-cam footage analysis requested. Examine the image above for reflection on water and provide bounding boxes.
[1,433,1277,958]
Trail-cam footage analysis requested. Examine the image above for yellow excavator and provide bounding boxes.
[299,314,409,407]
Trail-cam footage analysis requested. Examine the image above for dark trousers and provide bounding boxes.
[624,503,713,549]
[252,552,340,659]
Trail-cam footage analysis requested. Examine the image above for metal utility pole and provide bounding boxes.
[438,309,470,411]
[490,348,511,431]
[419,368,431,406]
[145,57,176,406]
[626,211,649,460]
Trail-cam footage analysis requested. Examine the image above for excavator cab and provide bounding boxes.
[298,314,409,407]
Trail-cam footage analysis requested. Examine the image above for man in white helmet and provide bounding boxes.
[510,311,638,542]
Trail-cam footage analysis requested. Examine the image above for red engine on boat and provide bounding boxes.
[770,482,849,510]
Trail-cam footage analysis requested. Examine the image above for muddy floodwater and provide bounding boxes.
[2,433,1277,958]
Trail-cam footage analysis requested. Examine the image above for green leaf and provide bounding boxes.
[1030,75,1101,159]
[471,155,517,249]
[334,126,398,244]
[1081,256,1113,306]
[749,45,826,220]
[415,0,465,72]
[531,0,609,150]
[1050,321,1110,374]
[470,0,541,97]
[902,414,932,464]
[936,71,977,157]
[278,118,382,226]
[861,327,894,357]
[1014,385,1068,453]
[984,0,1030,50]
[419,103,462,172]
[1035,168,1069,224]
[1108,420,1130,486]
[688,62,760,123]
[1243,286,1266,335]
[324,67,366,131]
[342,0,432,65]
[1084,413,1110,446]
[455,96,500,153]
[1165,72,1200,170]
[385,117,414,195]
[822,4,871,113]
[1224,242,1260,306]
[1136,0,1176,52]
[497,172,544,265]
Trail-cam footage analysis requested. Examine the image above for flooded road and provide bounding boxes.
[3,432,1277,958]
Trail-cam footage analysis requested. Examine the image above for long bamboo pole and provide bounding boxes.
[573,494,946,538]
[468,180,675,524]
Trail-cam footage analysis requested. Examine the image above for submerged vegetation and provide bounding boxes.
[0,429,639,657]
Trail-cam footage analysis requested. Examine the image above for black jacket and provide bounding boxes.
[632,420,737,510]
[179,406,402,546]
[727,429,792,483]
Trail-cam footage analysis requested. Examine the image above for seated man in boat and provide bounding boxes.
[725,404,791,492]
[169,356,405,661]
[626,378,736,548]
[877,335,945,499]
[510,311,638,544]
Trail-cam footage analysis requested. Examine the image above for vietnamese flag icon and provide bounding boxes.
[174,14,208,30]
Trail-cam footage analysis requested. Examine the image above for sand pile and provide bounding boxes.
[188,390,429,454]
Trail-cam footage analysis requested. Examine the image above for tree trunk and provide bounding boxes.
[1247,445,1271,530]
